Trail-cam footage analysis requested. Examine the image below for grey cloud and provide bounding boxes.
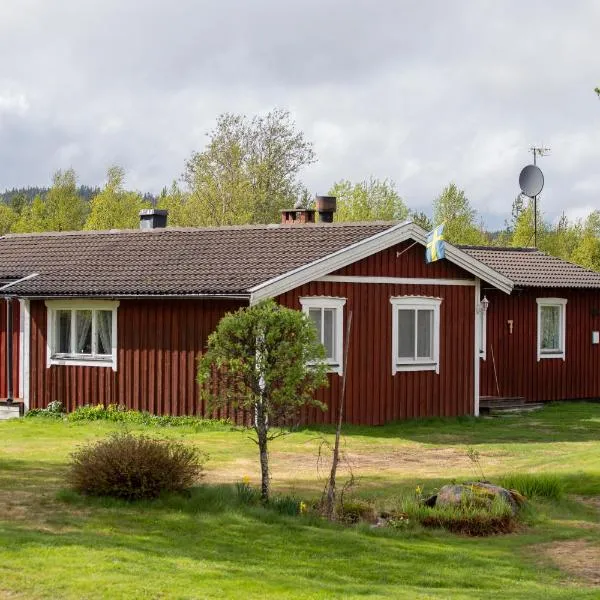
[0,0,599,230]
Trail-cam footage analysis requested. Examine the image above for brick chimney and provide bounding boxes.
[281,195,336,225]
[281,208,316,225]
[139,209,168,229]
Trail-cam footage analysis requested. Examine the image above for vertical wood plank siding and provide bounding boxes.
[28,298,246,414]
[278,241,477,425]
[0,300,20,398]
[25,241,478,424]
[480,288,600,402]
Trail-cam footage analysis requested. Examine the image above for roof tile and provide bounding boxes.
[460,246,600,288]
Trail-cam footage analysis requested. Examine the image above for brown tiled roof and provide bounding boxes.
[460,246,600,288]
[0,222,395,297]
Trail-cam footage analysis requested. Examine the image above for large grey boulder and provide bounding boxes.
[435,482,523,513]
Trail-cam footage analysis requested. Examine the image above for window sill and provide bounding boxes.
[538,352,565,361]
[393,362,439,374]
[48,356,116,370]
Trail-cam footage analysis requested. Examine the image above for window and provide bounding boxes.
[45,300,119,370]
[536,298,567,361]
[299,297,346,374]
[390,296,442,374]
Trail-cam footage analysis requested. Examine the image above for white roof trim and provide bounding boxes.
[249,222,513,303]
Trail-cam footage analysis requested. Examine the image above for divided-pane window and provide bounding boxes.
[300,297,346,374]
[537,299,566,360]
[55,308,113,358]
[47,301,119,369]
[391,297,441,374]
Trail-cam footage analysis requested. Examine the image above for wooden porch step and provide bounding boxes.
[479,395,542,415]
[485,403,545,415]
[0,401,25,420]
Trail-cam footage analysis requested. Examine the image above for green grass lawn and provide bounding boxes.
[0,402,599,599]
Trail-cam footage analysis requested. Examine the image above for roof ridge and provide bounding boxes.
[459,245,540,252]
[0,220,399,240]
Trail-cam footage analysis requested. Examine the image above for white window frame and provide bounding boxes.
[390,296,442,374]
[45,300,119,370]
[536,298,567,361]
[299,296,346,375]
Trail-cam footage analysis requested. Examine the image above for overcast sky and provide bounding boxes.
[0,0,598,228]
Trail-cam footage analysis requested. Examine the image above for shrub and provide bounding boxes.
[68,432,206,500]
[399,495,516,536]
[337,498,377,524]
[499,473,565,500]
[25,400,65,419]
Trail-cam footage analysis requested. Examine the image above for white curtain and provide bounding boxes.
[97,310,112,355]
[75,310,92,354]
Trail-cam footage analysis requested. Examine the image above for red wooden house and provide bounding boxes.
[1,203,600,424]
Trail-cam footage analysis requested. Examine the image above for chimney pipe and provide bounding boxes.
[316,196,336,223]
[139,209,168,229]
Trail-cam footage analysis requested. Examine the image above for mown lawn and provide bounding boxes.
[0,402,599,599]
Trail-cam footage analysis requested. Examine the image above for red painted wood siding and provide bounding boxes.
[278,241,476,424]
[26,241,477,423]
[28,298,246,413]
[278,281,475,425]
[481,288,600,401]
[0,299,20,398]
[332,241,474,279]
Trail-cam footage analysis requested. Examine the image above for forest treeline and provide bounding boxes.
[1,108,598,271]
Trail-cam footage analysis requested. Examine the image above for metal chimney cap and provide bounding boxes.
[139,209,168,217]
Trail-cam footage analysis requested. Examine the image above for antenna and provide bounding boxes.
[529,146,551,166]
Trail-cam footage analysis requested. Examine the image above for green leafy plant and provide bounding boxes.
[59,404,232,429]
[235,477,260,506]
[67,432,206,500]
[198,299,329,502]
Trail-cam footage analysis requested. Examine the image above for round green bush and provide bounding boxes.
[68,433,206,500]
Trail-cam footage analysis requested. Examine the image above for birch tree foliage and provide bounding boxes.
[12,169,87,233]
[183,109,316,226]
[329,177,408,222]
[197,300,328,502]
[85,166,150,230]
[432,183,487,245]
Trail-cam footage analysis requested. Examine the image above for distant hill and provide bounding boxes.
[0,186,101,204]
[0,187,157,205]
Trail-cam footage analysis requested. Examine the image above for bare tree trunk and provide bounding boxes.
[255,400,270,503]
[324,311,353,519]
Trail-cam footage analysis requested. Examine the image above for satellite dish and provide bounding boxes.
[519,164,544,197]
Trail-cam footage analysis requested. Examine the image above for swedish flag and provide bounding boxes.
[425,224,445,263]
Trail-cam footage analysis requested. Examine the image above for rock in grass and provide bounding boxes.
[436,482,521,513]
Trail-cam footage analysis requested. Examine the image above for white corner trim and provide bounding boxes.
[248,222,514,304]
[45,299,119,371]
[390,296,442,375]
[317,275,476,286]
[19,299,31,411]
[299,296,346,375]
[536,297,567,362]
[474,279,480,417]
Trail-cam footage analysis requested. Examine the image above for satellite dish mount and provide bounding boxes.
[518,146,549,247]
